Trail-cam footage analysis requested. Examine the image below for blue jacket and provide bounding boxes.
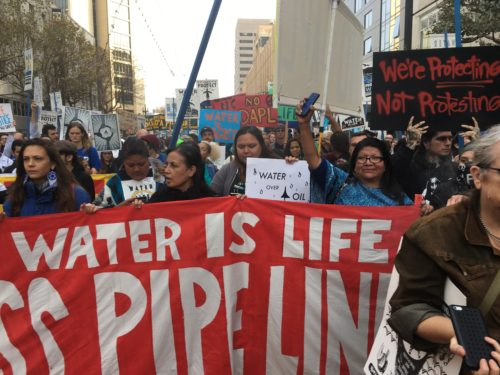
[3,180,90,217]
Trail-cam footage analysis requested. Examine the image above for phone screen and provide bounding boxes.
[300,93,320,117]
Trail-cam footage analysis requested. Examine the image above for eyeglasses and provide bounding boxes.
[434,136,452,142]
[481,166,500,174]
[356,156,383,164]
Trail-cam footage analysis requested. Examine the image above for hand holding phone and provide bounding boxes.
[299,92,320,117]
[449,305,493,370]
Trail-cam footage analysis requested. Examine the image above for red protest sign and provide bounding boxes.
[0,198,418,374]
[207,94,279,128]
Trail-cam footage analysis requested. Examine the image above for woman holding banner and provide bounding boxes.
[2,139,90,217]
[210,126,274,196]
[65,121,101,174]
[295,102,411,206]
[389,125,500,374]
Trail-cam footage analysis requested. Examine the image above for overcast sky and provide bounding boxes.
[132,0,276,110]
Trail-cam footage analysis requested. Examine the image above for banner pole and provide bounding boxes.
[169,0,223,149]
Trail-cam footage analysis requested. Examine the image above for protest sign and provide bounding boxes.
[91,114,121,151]
[121,176,156,200]
[246,158,310,203]
[370,46,500,131]
[196,79,219,101]
[364,270,465,375]
[37,110,58,136]
[0,198,418,374]
[33,77,43,106]
[49,91,63,113]
[176,88,201,119]
[116,109,139,137]
[165,97,177,121]
[206,94,279,128]
[24,48,33,91]
[199,109,241,143]
[0,104,16,133]
[62,107,92,138]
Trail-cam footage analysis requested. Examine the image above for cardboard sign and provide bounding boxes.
[198,109,241,143]
[370,46,500,131]
[246,158,310,203]
[33,77,43,106]
[91,114,121,151]
[205,94,279,128]
[24,48,33,91]
[364,270,465,375]
[0,104,16,133]
[37,110,58,135]
[0,198,418,374]
[49,91,63,113]
[62,107,92,138]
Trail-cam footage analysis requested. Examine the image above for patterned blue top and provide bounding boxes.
[310,159,412,206]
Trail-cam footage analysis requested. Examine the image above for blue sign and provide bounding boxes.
[198,109,241,143]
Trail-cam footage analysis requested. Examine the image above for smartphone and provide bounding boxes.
[299,92,320,117]
[449,305,493,370]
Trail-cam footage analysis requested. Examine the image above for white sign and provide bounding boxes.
[24,48,33,91]
[50,91,63,113]
[62,107,92,139]
[37,110,58,135]
[196,79,219,102]
[364,270,464,375]
[33,77,43,106]
[245,158,310,203]
[121,177,156,200]
[165,97,177,121]
[0,103,16,133]
[175,88,200,119]
[91,114,121,151]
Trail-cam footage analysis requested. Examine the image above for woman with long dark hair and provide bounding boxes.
[3,139,90,217]
[296,102,411,206]
[210,126,274,196]
[148,142,215,202]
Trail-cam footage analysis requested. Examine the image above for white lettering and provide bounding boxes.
[129,220,152,262]
[229,212,259,254]
[96,223,127,265]
[303,267,322,373]
[154,218,181,261]
[66,226,99,269]
[329,219,357,261]
[359,220,391,263]
[283,215,304,258]
[205,213,224,258]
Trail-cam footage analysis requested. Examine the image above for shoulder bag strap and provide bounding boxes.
[479,268,500,316]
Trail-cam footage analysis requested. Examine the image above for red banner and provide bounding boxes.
[207,94,279,128]
[0,198,418,374]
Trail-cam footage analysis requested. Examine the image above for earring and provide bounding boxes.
[47,169,57,187]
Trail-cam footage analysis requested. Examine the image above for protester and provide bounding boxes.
[0,133,7,155]
[2,139,90,217]
[99,151,117,174]
[147,142,216,203]
[199,140,218,184]
[388,125,500,371]
[65,121,101,173]
[1,139,24,174]
[272,125,286,157]
[392,117,480,210]
[295,102,411,206]
[83,137,160,211]
[284,138,304,159]
[41,124,58,141]
[211,126,274,196]
[349,130,373,156]
[200,126,215,142]
[323,132,350,168]
[142,133,167,162]
[54,140,95,199]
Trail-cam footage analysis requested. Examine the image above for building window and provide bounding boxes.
[240,60,253,65]
[355,0,363,12]
[241,67,251,71]
[363,37,372,55]
[380,0,401,51]
[240,53,253,57]
[240,47,253,50]
[240,40,254,43]
[364,11,373,29]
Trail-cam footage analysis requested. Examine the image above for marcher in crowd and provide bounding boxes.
[284,138,304,160]
[41,124,58,141]
[199,140,218,184]
[2,139,25,174]
[142,134,167,163]
[65,121,101,173]
[55,140,95,199]
[99,151,117,174]
[147,142,216,203]
[200,126,215,143]
[272,125,287,157]
[388,125,500,373]
[83,137,160,211]
[2,139,90,217]
[392,116,480,210]
[295,101,411,206]
[211,126,274,196]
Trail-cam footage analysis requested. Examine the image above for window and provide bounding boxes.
[240,53,253,57]
[355,0,363,12]
[363,37,372,55]
[393,16,400,38]
[240,47,253,50]
[241,67,251,71]
[240,39,254,43]
[364,11,372,29]
[240,60,253,65]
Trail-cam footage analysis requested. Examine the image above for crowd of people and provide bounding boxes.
[0,102,499,373]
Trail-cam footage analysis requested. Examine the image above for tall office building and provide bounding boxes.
[242,24,274,95]
[234,19,273,94]
[95,0,145,113]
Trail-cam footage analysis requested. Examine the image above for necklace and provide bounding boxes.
[479,216,500,241]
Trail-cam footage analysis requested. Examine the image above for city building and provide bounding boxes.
[242,23,274,95]
[234,19,273,94]
[95,0,145,114]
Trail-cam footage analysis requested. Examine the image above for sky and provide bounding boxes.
[132,0,277,111]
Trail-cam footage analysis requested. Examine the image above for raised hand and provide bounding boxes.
[460,117,480,143]
[406,116,428,150]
